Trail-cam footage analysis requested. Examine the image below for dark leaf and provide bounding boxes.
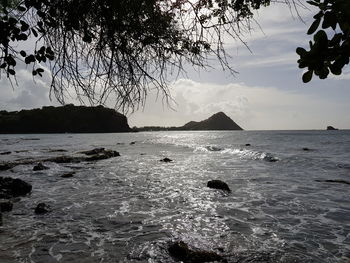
[308,18,321,35]
[296,47,307,57]
[302,70,313,83]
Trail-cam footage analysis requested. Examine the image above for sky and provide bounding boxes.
[1,2,349,130]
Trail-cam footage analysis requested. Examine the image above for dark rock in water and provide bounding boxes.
[160,158,173,163]
[302,147,311,151]
[0,177,32,198]
[264,156,278,162]
[168,241,225,263]
[33,162,49,171]
[245,144,251,146]
[207,180,231,192]
[85,150,120,161]
[0,163,13,171]
[316,179,350,185]
[0,201,13,212]
[327,126,338,130]
[206,146,222,152]
[35,203,51,214]
[130,141,136,145]
[61,172,75,178]
[0,151,11,155]
[80,148,106,155]
[45,155,83,164]
[48,149,67,153]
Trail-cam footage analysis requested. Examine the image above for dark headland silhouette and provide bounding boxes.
[0,105,131,133]
[137,112,243,131]
[0,105,242,133]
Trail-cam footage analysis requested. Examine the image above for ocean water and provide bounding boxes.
[0,130,349,263]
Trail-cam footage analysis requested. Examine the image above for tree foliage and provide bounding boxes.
[0,0,349,110]
[296,0,350,82]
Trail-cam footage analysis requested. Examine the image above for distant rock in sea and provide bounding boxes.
[0,105,131,133]
[327,126,338,130]
[180,112,243,130]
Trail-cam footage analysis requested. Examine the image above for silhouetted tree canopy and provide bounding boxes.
[0,0,349,110]
[296,0,350,82]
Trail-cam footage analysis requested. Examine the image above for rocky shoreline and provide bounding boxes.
[0,146,234,262]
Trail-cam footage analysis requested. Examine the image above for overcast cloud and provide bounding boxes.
[1,3,349,130]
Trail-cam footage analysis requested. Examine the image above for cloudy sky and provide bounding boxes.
[1,2,349,130]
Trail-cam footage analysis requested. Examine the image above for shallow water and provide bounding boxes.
[0,131,349,262]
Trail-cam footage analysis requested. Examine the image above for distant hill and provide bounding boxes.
[0,105,131,133]
[180,112,243,130]
[137,112,243,131]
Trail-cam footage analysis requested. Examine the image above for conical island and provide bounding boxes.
[180,112,243,130]
[137,112,243,131]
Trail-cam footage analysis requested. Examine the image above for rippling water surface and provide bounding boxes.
[0,130,349,262]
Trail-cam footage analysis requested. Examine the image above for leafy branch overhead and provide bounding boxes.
[0,1,349,109]
[297,0,350,82]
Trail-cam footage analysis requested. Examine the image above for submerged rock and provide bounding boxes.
[160,158,173,163]
[48,149,67,153]
[207,180,231,192]
[168,241,225,263]
[33,162,49,171]
[85,150,120,161]
[302,147,310,151]
[315,179,350,185]
[45,155,84,164]
[0,151,11,155]
[0,163,13,171]
[0,200,13,212]
[263,156,278,162]
[61,172,75,178]
[35,203,51,214]
[245,144,251,146]
[80,148,106,155]
[0,177,32,198]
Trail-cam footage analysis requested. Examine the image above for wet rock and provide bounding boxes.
[0,151,11,155]
[168,241,225,263]
[33,162,49,171]
[35,203,51,214]
[160,158,173,163]
[0,176,32,198]
[130,141,136,145]
[0,163,13,171]
[245,144,251,146]
[315,179,350,185]
[80,148,106,155]
[302,147,310,151]
[61,172,75,178]
[0,200,13,212]
[85,150,120,161]
[207,180,231,192]
[263,156,278,162]
[45,155,83,164]
[48,149,67,153]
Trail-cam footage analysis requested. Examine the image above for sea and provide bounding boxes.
[0,130,349,263]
